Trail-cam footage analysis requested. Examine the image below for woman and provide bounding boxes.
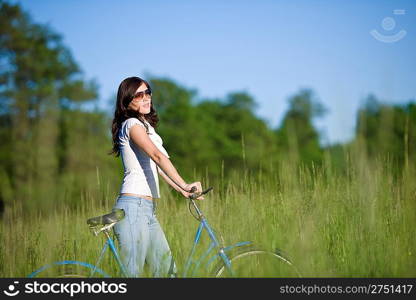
[109,76,204,277]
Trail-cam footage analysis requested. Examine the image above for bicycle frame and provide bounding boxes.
[89,230,130,277]
[181,197,252,277]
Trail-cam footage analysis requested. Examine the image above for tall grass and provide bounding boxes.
[0,148,415,277]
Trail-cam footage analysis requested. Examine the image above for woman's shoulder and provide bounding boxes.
[119,118,147,142]
[122,117,139,124]
[122,117,146,128]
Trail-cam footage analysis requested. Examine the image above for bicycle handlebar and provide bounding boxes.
[189,186,213,200]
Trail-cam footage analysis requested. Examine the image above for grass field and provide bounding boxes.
[0,148,415,277]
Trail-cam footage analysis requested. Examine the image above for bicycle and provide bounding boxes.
[28,187,300,278]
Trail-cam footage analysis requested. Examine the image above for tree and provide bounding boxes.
[0,1,98,209]
[148,77,280,181]
[148,77,202,179]
[275,89,327,166]
[355,94,416,170]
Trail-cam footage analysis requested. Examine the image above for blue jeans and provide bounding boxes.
[113,195,176,277]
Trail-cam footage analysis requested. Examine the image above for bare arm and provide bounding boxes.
[157,166,181,192]
[157,166,204,200]
[129,124,203,198]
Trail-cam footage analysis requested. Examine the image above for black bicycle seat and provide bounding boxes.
[87,208,125,226]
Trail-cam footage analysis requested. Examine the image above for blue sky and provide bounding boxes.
[16,0,416,145]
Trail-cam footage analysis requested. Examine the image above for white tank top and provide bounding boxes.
[118,117,170,198]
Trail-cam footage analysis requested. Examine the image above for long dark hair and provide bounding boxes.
[109,76,159,157]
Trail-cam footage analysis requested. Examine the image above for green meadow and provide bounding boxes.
[1,146,414,277]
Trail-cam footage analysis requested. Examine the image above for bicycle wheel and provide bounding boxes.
[28,261,110,278]
[214,249,301,278]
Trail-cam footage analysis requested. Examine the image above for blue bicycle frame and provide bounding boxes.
[182,218,254,277]
[181,197,253,277]
[89,230,130,277]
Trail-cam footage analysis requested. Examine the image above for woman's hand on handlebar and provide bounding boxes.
[182,182,204,200]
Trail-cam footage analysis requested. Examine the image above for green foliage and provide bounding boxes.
[0,1,99,210]
[275,89,327,166]
[150,77,280,181]
[356,95,416,170]
[149,77,201,178]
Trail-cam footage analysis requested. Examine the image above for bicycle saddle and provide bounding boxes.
[87,208,125,226]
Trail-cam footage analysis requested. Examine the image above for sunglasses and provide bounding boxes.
[132,88,152,101]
